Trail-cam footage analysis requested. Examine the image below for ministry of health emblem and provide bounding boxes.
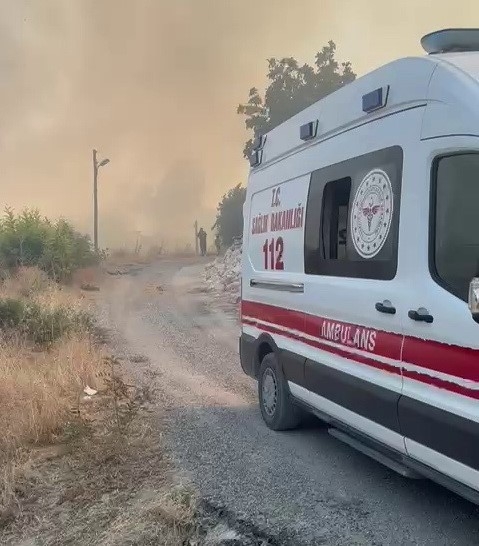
[351,169,393,259]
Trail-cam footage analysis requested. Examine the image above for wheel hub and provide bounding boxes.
[262,367,278,416]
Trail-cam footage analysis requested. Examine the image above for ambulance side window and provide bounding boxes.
[321,177,351,260]
[432,153,479,302]
[305,146,403,280]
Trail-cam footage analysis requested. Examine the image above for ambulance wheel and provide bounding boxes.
[258,353,302,431]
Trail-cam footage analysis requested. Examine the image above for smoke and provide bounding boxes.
[0,0,476,248]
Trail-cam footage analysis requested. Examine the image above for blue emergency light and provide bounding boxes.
[362,86,389,113]
[300,120,318,141]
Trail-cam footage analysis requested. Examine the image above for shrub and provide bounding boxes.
[0,298,25,329]
[0,297,93,345]
[0,208,99,281]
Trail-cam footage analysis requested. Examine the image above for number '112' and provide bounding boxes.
[262,237,284,270]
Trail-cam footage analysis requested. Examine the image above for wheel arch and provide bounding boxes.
[253,333,280,379]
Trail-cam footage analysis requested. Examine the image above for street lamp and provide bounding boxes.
[92,149,110,252]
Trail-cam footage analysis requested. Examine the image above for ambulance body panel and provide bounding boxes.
[240,31,479,503]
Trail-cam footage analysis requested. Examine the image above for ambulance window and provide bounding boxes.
[321,178,351,260]
[432,153,479,302]
[305,146,403,279]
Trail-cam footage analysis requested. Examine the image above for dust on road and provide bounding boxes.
[98,257,479,546]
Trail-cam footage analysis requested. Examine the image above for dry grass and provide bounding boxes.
[0,267,202,545]
[1,266,90,312]
[0,267,103,521]
[0,353,201,545]
[0,335,102,457]
[1,266,50,298]
[0,335,104,517]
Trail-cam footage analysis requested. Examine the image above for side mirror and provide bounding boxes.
[468,277,479,323]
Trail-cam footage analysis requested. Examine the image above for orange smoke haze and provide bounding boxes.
[0,1,476,248]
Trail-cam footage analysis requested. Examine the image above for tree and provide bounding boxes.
[237,41,356,157]
[212,184,246,247]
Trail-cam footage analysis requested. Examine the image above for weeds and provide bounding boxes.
[101,355,157,435]
[0,336,102,455]
[0,267,102,522]
[0,297,92,344]
[0,263,200,545]
[0,267,93,345]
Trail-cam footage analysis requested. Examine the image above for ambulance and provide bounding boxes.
[239,29,479,504]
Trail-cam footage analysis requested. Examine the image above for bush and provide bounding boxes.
[0,297,92,345]
[0,298,25,329]
[0,209,98,281]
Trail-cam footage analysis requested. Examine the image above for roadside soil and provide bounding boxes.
[95,257,479,546]
[3,256,479,546]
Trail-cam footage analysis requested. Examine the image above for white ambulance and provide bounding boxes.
[240,29,479,504]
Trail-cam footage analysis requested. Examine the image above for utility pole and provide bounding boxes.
[194,220,199,255]
[92,149,110,252]
[93,149,98,252]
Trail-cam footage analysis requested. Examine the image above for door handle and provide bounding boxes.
[408,308,434,324]
[375,300,396,315]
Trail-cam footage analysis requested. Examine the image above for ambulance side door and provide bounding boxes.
[398,143,479,492]
[299,144,407,453]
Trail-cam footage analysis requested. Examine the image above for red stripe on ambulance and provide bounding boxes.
[241,300,479,396]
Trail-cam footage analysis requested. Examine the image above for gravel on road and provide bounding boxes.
[98,258,479,546]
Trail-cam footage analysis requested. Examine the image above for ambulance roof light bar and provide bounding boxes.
[421,28,479,54]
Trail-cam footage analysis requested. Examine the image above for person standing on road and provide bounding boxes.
[197,227,207,256]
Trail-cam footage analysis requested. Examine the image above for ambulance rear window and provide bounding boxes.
[432,153,479,301]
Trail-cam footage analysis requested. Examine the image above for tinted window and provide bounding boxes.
[305,146,403,279]
[433,153,479,301]
[321,177,351,260]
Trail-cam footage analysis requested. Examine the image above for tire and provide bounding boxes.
[258,353,302,431]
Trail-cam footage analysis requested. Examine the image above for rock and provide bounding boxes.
[83,385,98,396]
[80,283,100,291]
[203,241,242,303]
[204,524,240,545]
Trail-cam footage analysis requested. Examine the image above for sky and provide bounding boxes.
[0,0,477,248]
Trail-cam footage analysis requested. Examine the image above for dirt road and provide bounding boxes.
[99,258,479,546]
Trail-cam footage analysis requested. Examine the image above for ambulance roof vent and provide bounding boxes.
[421,29,479,54]
[300,120,318,141]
